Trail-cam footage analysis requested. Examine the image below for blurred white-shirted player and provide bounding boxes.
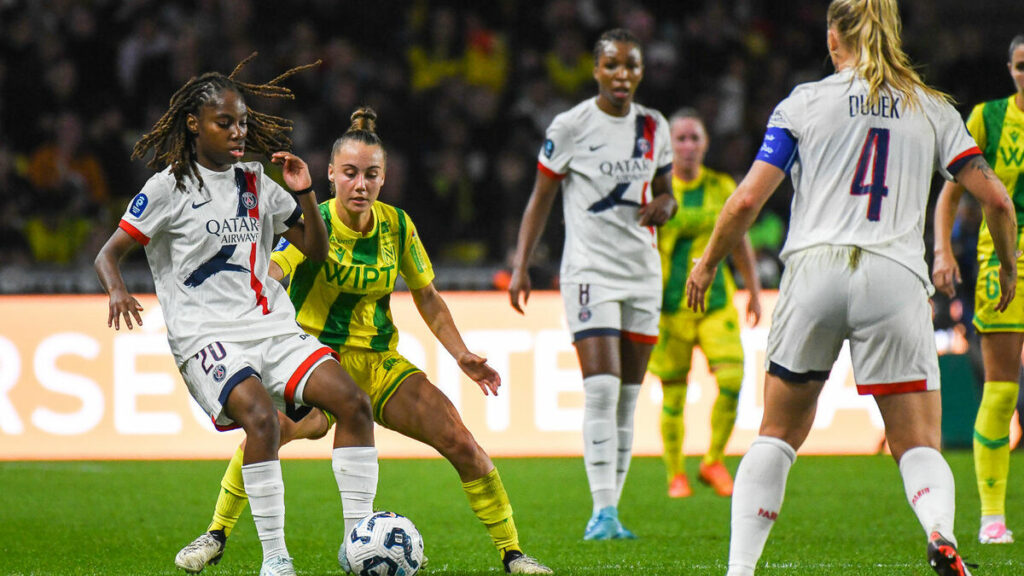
[94,57,378,576]
[509,28,677,541]
[685,1,1017,575]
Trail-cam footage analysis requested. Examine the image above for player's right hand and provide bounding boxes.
[686,259,716,313]
[107,289,144,330]
[995,263,1017,313]
[931,249,960,298]
[508,268,531,314]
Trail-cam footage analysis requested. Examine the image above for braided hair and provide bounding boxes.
[132,53,320,192]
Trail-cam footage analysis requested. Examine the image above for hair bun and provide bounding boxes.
[349,107,378,134]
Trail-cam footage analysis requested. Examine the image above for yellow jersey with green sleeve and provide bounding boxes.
[967,96,1024,265]
[658,167,738,319]
[271,200,434,352]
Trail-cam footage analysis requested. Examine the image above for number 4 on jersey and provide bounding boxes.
[850,127,890,221]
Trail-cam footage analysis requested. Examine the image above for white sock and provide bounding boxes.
[615,383,641,504]
[242,460,289,560]
[727,436,796,576]
[583,374,620,513]
[332,446,379,536]
[899,446,956,545]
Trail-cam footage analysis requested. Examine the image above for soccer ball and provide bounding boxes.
[345,511,425,576]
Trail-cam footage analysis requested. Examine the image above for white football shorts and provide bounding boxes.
[766,245,939,395]
[180,331,335,429]
[560,282,660,344]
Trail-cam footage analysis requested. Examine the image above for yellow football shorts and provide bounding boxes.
[648,306,744,381]
[973,259,1024,333]
[336,347,423,425]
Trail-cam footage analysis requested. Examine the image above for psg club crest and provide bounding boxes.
[212,364,227,383]
[635,138,650,155]
[578,306,592,322]
[242,191,258,210]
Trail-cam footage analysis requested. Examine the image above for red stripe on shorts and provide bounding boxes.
[856,379,927,396]
[623,330,658,344]
[284,346,334,404]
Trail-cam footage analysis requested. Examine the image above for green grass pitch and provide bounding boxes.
[1,452,1021,575]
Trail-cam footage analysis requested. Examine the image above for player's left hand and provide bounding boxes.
[458,352,501,396]
[686,258,717,313]
[638,193,677,227]
[271,151,313,193]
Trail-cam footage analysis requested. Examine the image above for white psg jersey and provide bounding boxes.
[766,69,980,287]
[119,161,303,365]
[538,97,672,291]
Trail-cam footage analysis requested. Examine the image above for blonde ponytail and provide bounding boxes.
[828,0,951,109]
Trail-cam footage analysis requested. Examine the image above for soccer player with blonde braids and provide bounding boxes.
[176,107,552,575]
[934,33,1024,547]
[686,1,1017,574]
[95,55,379,576]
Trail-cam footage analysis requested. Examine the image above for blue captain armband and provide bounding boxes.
[755,127,798,173]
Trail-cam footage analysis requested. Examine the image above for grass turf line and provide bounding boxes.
[0,452,1021,575]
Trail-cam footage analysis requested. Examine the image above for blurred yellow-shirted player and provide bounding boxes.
[933,34,1024,545]
[648,109,762,498]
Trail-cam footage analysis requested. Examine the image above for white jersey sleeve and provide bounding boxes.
[925,96,983,181]
[120,172,176,244]
[653,110,673,174]
[538,112,576,177]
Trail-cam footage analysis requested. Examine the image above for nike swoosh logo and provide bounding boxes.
[589,144,606,151]
[191,199,212,209]
[592,437,612,445]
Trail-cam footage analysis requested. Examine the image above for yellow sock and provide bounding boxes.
[974,380,1018,517]
[462,468,519,555]
[704,365,742,466]
[209,445,249,537]
[660,383,687,481]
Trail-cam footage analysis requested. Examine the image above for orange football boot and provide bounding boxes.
[668,474,692,498]
[699,461,734,497]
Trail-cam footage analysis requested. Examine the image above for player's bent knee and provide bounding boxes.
[241,407,281,445]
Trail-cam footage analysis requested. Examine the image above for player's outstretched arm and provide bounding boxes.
[956,155,1018,311]
[932,181,965,298]
[273,151,328,262]
[94,228,144,330]
[687,160,784,313]
[412,282,500,396]
[509,170,561,314]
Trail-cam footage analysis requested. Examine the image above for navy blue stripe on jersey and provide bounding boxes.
[756,127,798,173]
[218,366,258,406]
[183,168,254,287]
[573,327,621,342]
[284,205,302,228]
[655,163,673,176]
[184,245,249,286]
[587,115,653,213]
[767,361,830,383]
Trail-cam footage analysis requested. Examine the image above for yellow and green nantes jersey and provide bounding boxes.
[967,96,1024,263]
[272,200,434,351]
[658,167,738,318]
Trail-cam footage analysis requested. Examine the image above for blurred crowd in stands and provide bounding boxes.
[0,0,1020,294]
